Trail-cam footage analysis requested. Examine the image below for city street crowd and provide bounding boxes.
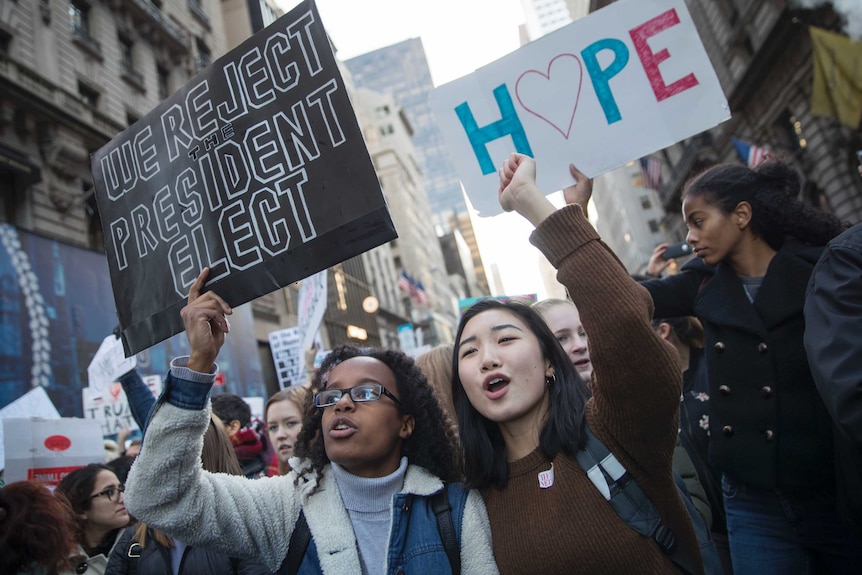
[2,153,862,575]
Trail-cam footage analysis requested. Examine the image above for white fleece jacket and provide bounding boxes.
[124,401,498,574]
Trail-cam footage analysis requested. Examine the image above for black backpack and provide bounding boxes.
[575,424,723,575]
[278,485,460,575]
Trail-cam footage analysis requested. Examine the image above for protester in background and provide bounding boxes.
[106,414,271,575]
[264,386,310,476]
[639,158,861,572]
[106,455,137,485]
[211,393,267,478]
[651,315,732,573]
[415,343,458,433]
[55,464,131,575]
[0,480,83,575]
[453,155,699,574]
[804,220,862,534]
[533,298,593,387]
[123,269,498,574]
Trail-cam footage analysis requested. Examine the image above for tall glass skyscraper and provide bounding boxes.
[344,38,466,229]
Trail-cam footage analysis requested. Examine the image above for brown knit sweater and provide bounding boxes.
[482,205,701,574]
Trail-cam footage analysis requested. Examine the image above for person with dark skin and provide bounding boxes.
[123,270,498,574]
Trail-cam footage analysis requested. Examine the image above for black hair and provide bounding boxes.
[452,299,589,490]
[55,463,115,516]
[684,158,847,250]
[295,345,461,491]
[651,316,704,349]
[210,393,252,429]
[105,455,136,484]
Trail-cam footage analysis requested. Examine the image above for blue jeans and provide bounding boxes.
[722,475,862,574]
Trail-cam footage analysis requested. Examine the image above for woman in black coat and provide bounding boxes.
[641,158,860,574]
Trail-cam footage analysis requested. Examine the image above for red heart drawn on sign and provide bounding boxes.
[110,382,122,399]
[515,53,583,139]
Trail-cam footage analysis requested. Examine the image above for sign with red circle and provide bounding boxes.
[44,435,72,451]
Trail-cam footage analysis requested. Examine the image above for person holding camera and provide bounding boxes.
[638,158,861,573]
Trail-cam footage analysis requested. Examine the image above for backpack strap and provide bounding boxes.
[575,424,702,575]
[432,485,461,575]
[279,510,311,575]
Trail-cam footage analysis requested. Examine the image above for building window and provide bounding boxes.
[69,0,101,56]
[648,219,660,234]
[126,112,140,126]
[150,0,162,7]
[119,35,133,69]
[195,37,211,71]
[118,34,144,90]
[640,195,652,210]
[69,0,90,38]
[188,0,211,28]
[157,65,170,100]
[0,27,11,56]
[78,82,99,108]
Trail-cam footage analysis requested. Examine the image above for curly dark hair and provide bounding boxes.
[294,345,461,491]
[0,481,80,575]
[684,157,848,250]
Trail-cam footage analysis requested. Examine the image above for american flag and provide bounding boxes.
[397,270,412,294]
[732,137,770,167]
[639,156,662,191]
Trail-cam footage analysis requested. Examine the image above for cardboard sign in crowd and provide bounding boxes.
[92,0,396,355]
[430,0,731,216]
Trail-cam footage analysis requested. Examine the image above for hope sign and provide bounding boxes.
[430,0,729,217]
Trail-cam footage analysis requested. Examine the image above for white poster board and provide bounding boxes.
[0,387,61,471]
[269,327,304,389]
[81,376,161,436]
[3,417,104,485]
[429,0,730,216]
[87,335,137,392]
[297,270,328,351]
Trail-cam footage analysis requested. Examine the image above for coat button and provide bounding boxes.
[714,342,726,352]
[764,429,775,441]
[722,425,734,437]
[719,385,731,396]
[757,342,768,353]
[761,386,773,398]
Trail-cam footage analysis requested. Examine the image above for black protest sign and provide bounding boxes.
[92,0,395,356]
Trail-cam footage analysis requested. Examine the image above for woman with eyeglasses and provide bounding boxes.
[104,413,270,575]
[123,268,498,574]
[55,464,131,574]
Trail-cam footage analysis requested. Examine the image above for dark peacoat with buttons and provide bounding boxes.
[641,241,835,491]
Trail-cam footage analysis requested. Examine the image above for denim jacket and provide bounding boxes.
[124,359,498,574]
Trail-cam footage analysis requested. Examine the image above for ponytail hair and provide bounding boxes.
[684,158,847,249]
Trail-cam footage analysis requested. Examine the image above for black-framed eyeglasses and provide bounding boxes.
[314,383,402,408]
[89,484,125,503]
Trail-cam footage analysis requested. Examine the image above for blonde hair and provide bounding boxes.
[415,344,458,435]
[134,414,241,548]
[265,386,311,475]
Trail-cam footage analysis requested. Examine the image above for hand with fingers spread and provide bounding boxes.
[181,268,233,373]
[646,243,672,277]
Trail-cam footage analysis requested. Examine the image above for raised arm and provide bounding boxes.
[124,269,298,571]
[499,154,682,464]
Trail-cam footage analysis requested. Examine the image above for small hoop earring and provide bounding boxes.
[546,374,556,386]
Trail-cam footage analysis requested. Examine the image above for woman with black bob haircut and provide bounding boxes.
[123,269,498,575]
[453,154,700,574]
[452,299,588,490]
[642,156,861,573]
[295,345,461,489]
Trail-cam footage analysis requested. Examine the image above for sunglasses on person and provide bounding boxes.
[89,484,125,503]
[314,383,402,408]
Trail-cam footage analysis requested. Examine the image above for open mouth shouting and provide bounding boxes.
[329,416,358,439]
[484,374,510,399]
